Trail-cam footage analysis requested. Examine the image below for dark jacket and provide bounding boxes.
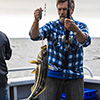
[0,31,12,86]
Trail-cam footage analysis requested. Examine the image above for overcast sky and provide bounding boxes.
[0,0,100,38]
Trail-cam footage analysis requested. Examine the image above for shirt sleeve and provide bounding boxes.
[76,22,91,47]
[5,36,12,60]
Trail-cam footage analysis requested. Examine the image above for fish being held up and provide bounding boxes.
[27,45,48,100]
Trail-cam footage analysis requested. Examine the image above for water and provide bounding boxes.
[7,38,100,79]
[83,38,100,76]
[7,38,44,79]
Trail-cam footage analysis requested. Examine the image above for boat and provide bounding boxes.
[8,66,100,100]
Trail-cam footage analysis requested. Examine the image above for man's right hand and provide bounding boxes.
[30,8,43,39]
[34,8,43,21]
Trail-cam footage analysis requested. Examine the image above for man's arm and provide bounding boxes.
[71,25,87,44]
[5,36,12,60]
[30,8,42,39]
[73,27,87,44]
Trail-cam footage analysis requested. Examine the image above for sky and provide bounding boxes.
[0,0,100,38]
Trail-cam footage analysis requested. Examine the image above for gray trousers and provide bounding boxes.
[39,77,84,100]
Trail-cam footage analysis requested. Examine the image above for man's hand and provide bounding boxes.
[34,8,43,21]
[30,8,43,39]
[64,18,87,43]
[64,18,79,32]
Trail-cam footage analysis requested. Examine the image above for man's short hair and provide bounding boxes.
[56,0,75,9]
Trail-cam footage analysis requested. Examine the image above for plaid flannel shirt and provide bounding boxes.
[30,18,91,79]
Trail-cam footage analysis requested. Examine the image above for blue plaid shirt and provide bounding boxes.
[30,18,91,80]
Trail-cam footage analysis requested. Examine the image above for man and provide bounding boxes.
[29,0,91,100]
[0,31,12,100]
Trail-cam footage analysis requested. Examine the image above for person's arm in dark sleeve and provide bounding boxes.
[5,37,12,60]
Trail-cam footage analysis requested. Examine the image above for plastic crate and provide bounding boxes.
[84,88,97,100]
[61,88,97,100]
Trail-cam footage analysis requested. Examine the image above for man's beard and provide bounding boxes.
[60,17,65,25]
[60,14,66,25]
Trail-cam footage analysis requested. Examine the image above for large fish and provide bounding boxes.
[27,45,48,100]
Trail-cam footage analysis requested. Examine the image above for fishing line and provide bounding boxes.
[42,3,47,46]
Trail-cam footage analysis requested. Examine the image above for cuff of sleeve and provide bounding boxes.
[76,33,88,47]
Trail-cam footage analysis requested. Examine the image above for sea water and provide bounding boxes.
[7,38,100,79]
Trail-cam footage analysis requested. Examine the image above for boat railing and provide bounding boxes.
[8,65,93,77]
[83,65,93,77]
[8,67,35,100]
[8,66,35,72]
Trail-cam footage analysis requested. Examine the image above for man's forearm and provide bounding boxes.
[30,8,43,39]
[76,30,87,43]
[73,27,87,44]
[30,19,39,39]
[64,18,87,44]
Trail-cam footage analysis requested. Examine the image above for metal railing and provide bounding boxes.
[8,67,35,72]
[83,66,93,77]
[8,66,93,77]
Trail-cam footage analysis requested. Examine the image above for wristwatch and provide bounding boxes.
[73,29,80,36]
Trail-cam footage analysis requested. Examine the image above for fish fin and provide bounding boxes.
[48,65,51,69]
[31,69,36,74]
[31,85,34,92]
[30,60,38,64]
[41,45,47,50]
[34,86,46,98]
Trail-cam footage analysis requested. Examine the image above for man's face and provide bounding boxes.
[57,1,73,24]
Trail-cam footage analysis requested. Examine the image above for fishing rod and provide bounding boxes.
[66,0,70,42]
[64,0,70,70]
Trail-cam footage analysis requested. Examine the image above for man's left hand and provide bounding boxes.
[64,18,79,32]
